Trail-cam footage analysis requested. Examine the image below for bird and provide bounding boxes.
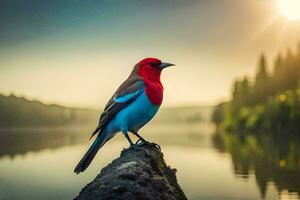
[74,58,174,174]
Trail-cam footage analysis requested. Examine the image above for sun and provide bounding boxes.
[278,0,300,20]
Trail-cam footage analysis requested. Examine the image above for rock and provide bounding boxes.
[74,143,188,200]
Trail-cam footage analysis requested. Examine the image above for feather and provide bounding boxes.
[74,131,109,174]
[89,77,145,140]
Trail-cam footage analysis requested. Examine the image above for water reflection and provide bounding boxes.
[0,124,300,200]
[0,123,214,200]
[213,132,300,199]
[0,123,212,158]
[0,127,91,158]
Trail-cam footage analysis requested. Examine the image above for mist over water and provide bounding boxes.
[0,120,299,200]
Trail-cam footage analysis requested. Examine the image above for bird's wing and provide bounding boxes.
[89,76,145,140]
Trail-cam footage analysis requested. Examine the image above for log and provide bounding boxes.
[74,143,188,200]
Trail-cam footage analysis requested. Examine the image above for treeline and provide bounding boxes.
[0,94,99,127]
[212,43,300,135]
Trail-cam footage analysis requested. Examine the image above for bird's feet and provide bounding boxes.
[135,139,161,151]
[123,138,161,152]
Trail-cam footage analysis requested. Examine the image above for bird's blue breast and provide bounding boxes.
[104,90,159,134]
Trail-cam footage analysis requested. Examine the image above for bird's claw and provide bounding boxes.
[150,142,161,151]
[135,139,161,151]
[135,138,146,145]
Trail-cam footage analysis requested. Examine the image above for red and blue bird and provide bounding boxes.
[74,58,174,173]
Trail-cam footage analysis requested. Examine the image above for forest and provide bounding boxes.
[0,94,98,127]
[212,43,300,135]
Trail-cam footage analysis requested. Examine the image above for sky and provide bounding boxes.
[1,0,300,108]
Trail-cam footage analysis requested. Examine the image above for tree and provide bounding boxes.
[212,103,225,126]
[253,54,270,103]
[272,53,284,92]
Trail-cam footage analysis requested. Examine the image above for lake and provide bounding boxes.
[0,122,299,200]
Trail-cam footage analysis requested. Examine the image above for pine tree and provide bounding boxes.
[254,54,270,103]
[272,53,284,92]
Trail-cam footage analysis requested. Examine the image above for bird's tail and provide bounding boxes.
[74,131,108,174]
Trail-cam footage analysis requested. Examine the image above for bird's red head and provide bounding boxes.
[136,58,174,81]
[134,58,174,105]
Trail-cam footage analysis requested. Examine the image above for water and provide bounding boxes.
[0,123,299,200]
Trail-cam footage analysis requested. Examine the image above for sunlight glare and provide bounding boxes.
[278,0,300,20]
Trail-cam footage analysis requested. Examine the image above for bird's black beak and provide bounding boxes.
[159,62,175,69]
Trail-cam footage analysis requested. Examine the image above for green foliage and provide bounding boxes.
[212,44,300,135]
[0,94,99,127]
[222,90,300,134]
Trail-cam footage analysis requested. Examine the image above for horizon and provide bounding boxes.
[0,92,215,110]
[1,0,300,108]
